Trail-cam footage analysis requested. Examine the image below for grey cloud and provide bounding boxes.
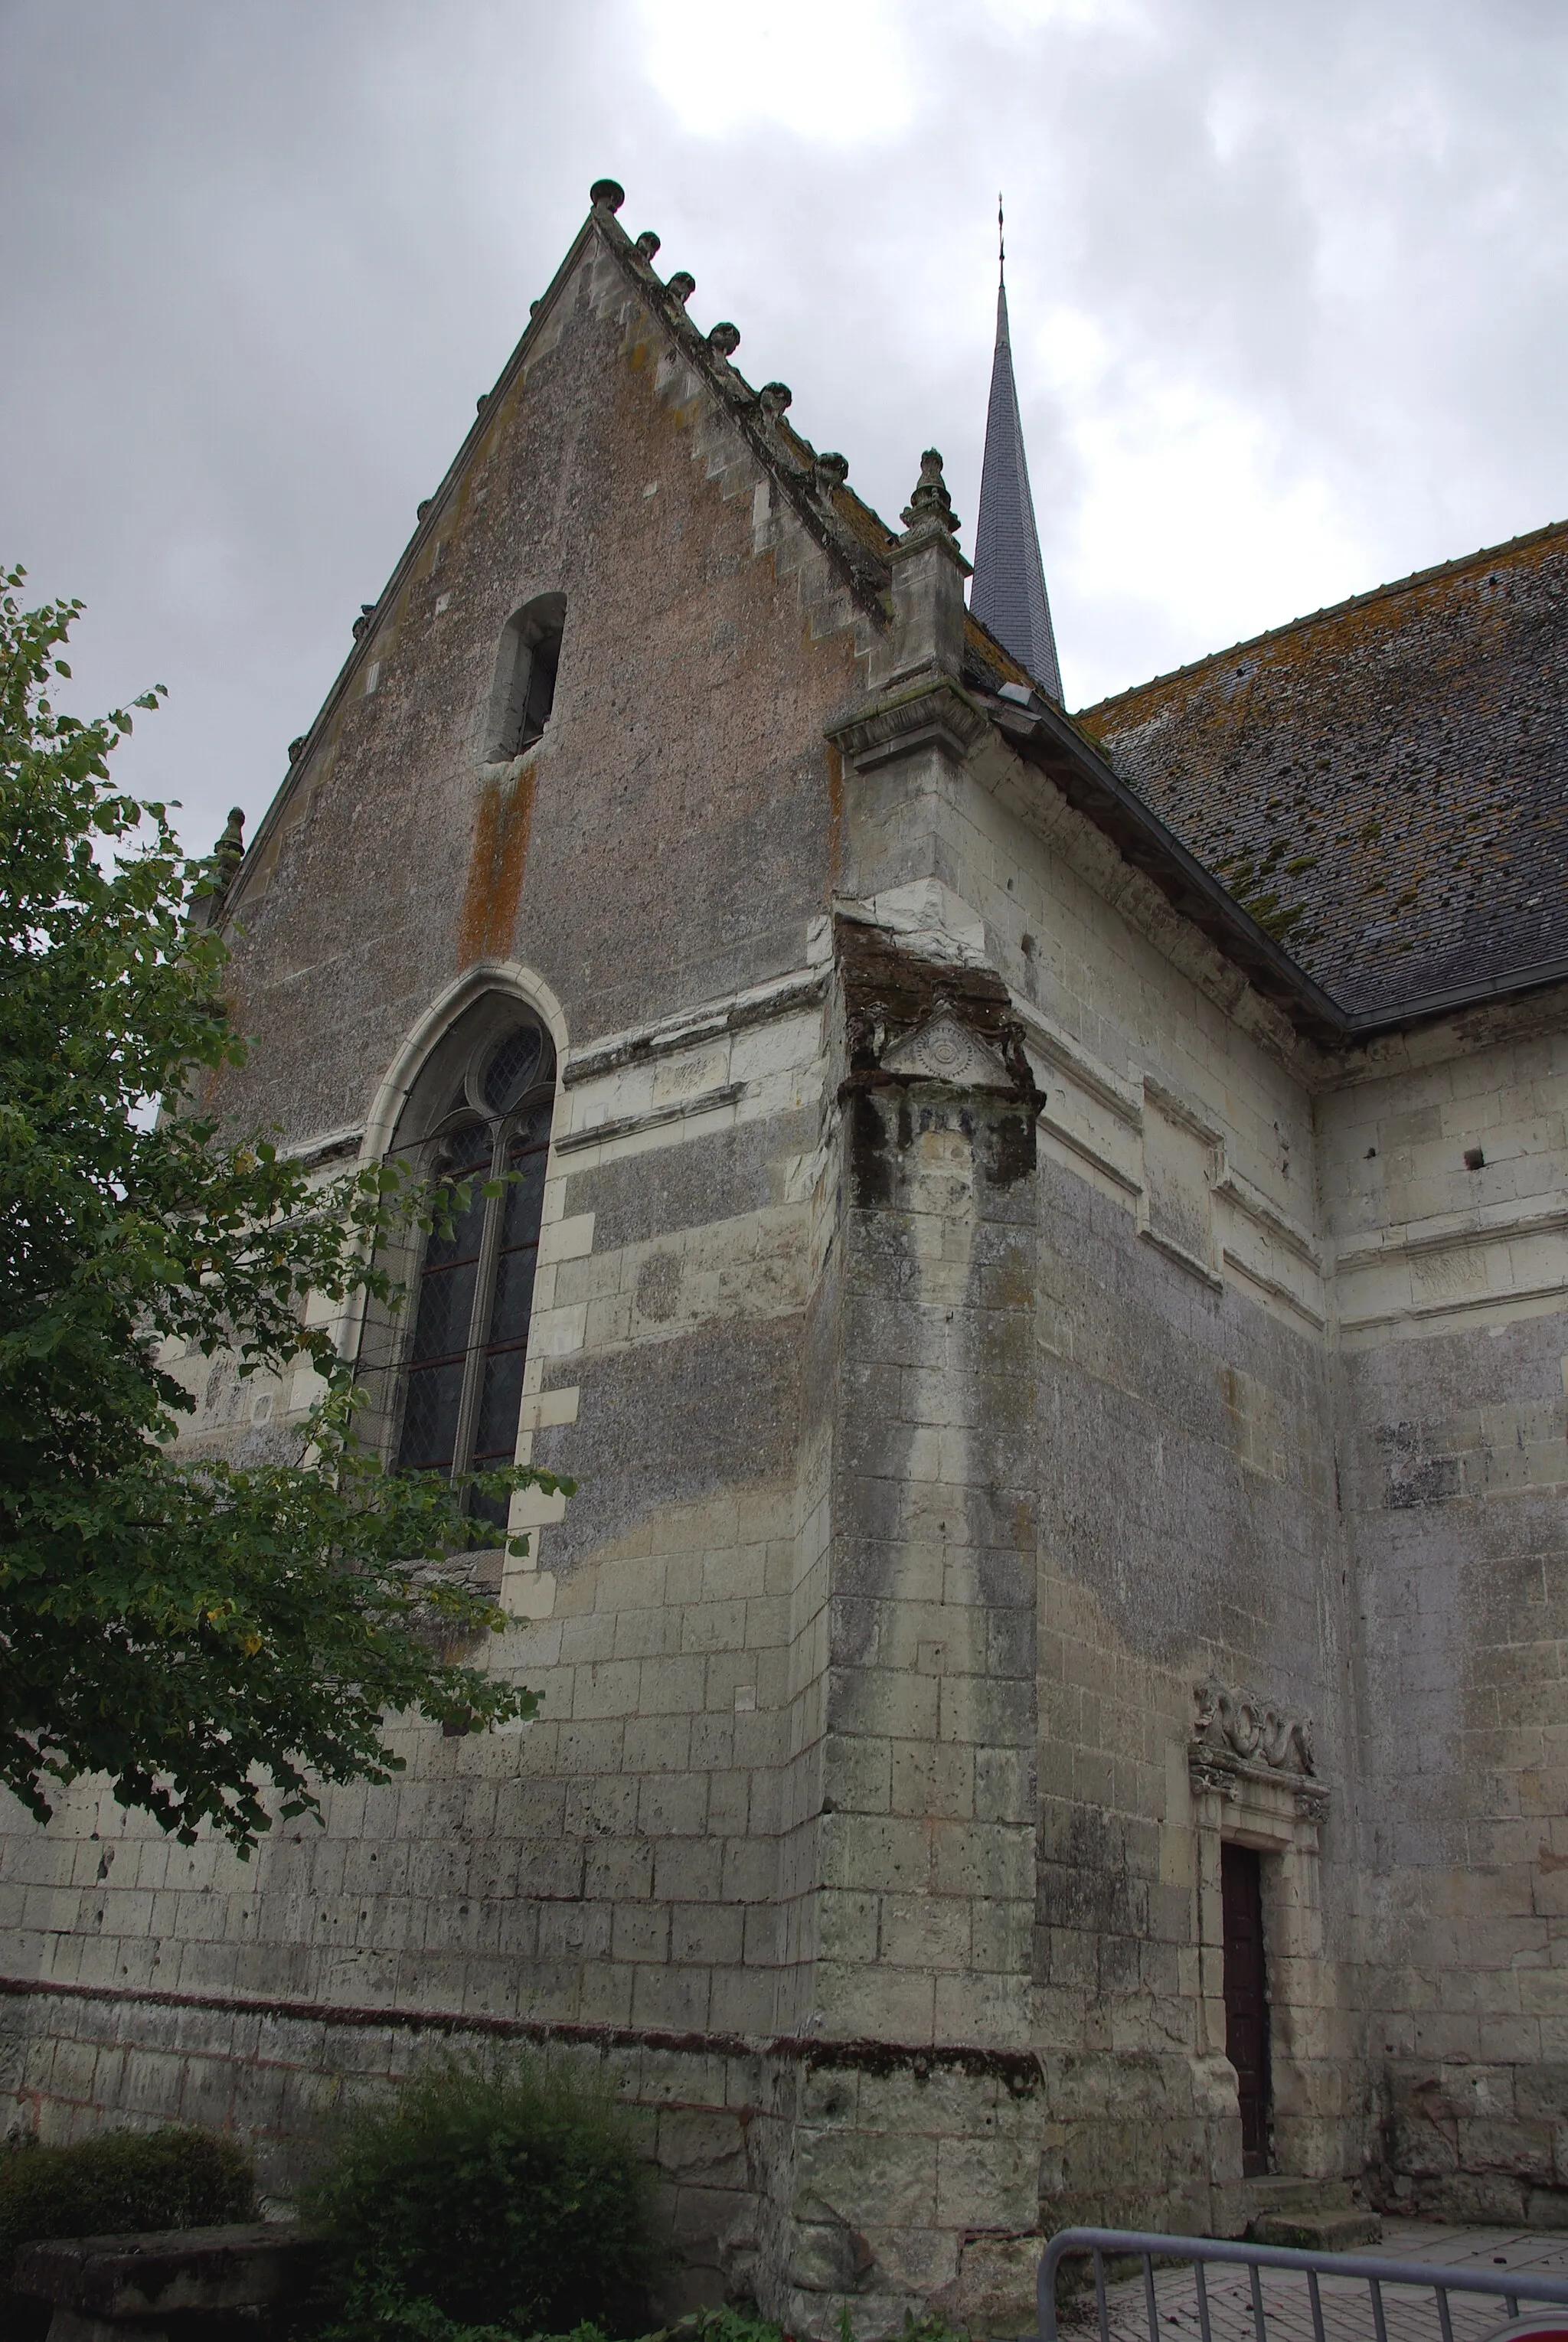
[2,0,1564,857]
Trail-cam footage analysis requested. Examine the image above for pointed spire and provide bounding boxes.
[969,197,1063,703]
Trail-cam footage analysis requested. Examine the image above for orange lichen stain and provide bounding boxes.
[457,763,536,968]
[832,482,898,559]
[965,609,1031,688]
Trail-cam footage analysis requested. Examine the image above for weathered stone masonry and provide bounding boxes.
[4,178,1568,2327]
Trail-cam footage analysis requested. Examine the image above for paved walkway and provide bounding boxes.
[1066,2226,1568,2342]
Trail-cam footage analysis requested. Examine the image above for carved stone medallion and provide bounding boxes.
[880,1010,1014,1092]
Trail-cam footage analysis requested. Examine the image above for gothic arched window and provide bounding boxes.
[394,1014,556,1537]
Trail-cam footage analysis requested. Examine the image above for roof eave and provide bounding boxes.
[985,689,1350,1045]
[989,688,1568,1047]
[1341,955,1568,1037]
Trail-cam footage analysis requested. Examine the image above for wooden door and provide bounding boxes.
[1221,1841,1271,2176]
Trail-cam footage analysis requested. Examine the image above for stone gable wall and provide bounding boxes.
[208,234,867,1158]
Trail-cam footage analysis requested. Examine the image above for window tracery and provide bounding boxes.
[385,1011,556,1539]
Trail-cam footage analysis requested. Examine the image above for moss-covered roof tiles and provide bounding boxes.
[1076,521,1568,1017]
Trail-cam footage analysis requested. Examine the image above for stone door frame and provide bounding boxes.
[1191,1710,1332,2181]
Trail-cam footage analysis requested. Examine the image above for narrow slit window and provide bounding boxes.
[517,629,559,750]
[394,1017,555,1537]
[489,593,565,759]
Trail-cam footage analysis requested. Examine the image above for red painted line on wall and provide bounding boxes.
[0,1974,1043,2089]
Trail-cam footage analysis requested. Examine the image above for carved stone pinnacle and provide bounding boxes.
[901,448,959,537]
[213,807,245,876]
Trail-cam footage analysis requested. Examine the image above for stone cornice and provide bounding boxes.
[1188,1743,1331,1825]
[562,965,828,1088]
[826,676,991,773]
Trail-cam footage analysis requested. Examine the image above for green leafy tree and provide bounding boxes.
[0,567,565,1852]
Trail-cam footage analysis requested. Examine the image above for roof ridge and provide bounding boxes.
[591,204,894,617]
[1078,513,1568,720]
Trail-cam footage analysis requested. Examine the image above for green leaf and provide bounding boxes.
[0,573,559,1851]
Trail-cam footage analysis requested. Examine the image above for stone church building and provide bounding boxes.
[5,178,1568,2330]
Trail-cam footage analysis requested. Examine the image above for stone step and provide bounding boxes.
[1249,2208,1383,2252]
[1246,2177,1382,2252]
[1249,2177,1359,2210]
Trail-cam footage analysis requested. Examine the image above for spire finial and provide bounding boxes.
[969,201,1064,703]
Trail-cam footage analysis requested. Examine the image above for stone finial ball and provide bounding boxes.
[590,178,626,212]
[707,322,740,357]
[760,381,792,415]
[635,230,662,260]
[666,270,696,304]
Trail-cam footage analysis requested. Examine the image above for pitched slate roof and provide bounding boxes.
[970,273,1063,702]
[1077,521,1568,1019]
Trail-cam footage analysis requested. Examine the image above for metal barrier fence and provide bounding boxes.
[1037,2227,1568,2342]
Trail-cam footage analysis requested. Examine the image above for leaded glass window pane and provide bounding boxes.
[485,1245,537,1347]
[483,1027,543,1114]
[407,1253,479,1365]
[399,1358,466,1475]
[472,1345,531,1476]
[392,1021,554,1536]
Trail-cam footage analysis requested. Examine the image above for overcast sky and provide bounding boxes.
[4,0,1566,861]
